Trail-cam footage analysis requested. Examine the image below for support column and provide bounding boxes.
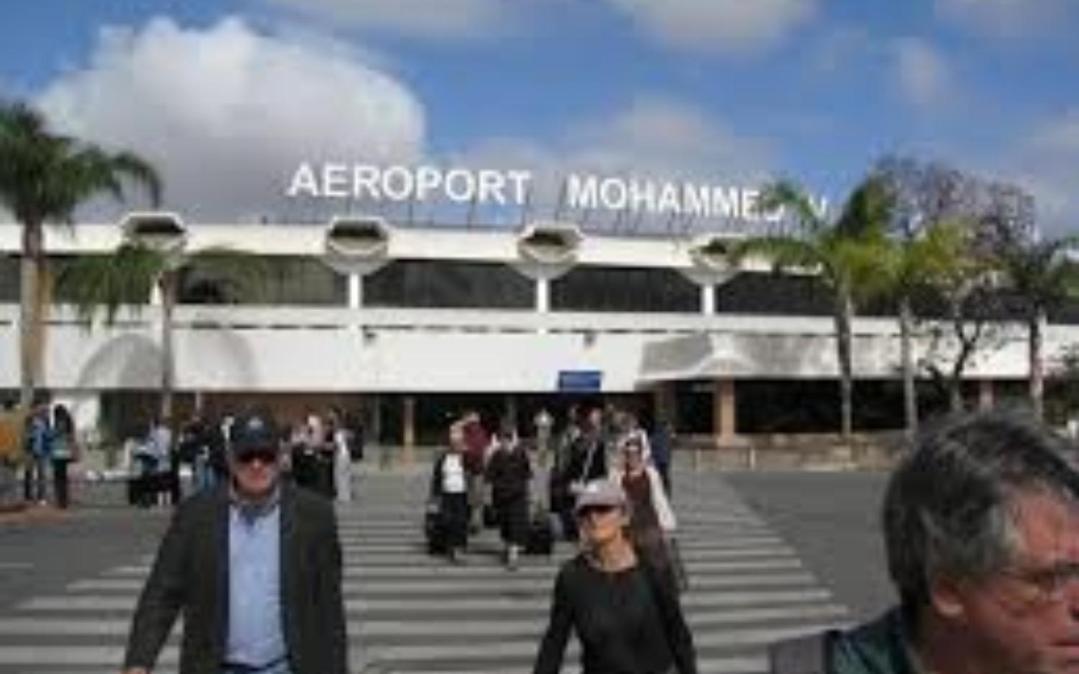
[535,278,550,314]
[402,396,415,466]
[978,379,995,412]
[713,379,736,444]
[700,284,716,316]
[348,273,362,309]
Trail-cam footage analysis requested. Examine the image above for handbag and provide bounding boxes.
[666,536,690,593]
[482,502,498,528]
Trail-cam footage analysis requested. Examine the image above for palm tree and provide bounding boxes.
[876,219,970,437]
[984,224,1079,420]
[59,240,266,422]
[731,178,894,441]
[0,101,161,411]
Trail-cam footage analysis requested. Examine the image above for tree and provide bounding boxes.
[980,209,1079,420]
[0,101,161,411]
[913,218,1001,413]
[731,177,894,441]
[59,240,266,423]
[876,158,985,435]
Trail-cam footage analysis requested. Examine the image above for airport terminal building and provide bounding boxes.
[1,215,1076,452]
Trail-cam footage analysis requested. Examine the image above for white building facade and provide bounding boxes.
[0,217,1073,447]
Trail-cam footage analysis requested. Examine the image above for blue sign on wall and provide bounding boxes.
[557,370,602,392]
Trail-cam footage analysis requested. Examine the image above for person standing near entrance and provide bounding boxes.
[122,410,348,674]
[50,404,76,509]
[22,403,51,504]
[533,407,553,469]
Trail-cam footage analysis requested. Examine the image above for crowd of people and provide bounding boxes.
[0,395,1064,674]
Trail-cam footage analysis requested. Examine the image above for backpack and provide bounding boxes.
[767,630,838,674]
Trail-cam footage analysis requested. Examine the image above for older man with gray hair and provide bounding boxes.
[771,411,1079,674]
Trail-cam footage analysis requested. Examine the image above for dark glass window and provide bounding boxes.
[0,256,18,303]
[551,266,698,313]
[364,260,532,309]
[180,256,346,306]
[715,273,834,316]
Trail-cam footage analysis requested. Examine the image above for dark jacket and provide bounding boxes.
[123,483,348,674]
[770,608,914,674]
[486,446,532,504]
[830,609,915,674]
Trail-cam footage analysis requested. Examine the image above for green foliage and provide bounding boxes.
[56,242,269,324]
[0,101,161,224]
[731,177,894,304]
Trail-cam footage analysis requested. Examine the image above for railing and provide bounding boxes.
[0,302,992,338]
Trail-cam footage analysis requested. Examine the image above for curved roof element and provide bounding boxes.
[121,212,187,268]
[121,211,187,253]
[514,221,583,280]
[322,216,392,275]
[680,233,740,286]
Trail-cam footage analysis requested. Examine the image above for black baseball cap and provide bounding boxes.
[229,412,280,454]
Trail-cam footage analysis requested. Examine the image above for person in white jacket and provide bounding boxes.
[331,417,353,503]
[610,434,683,592]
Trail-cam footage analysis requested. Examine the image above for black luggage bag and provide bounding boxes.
[525,510,554,555]
[425,501,447,555]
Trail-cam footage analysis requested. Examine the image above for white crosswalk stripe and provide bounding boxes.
[0,470,848,673]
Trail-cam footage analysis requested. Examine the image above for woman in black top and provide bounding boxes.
[485,427,532,570]
[533,479,697,674]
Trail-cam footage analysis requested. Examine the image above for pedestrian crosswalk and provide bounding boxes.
[0,470,849,673]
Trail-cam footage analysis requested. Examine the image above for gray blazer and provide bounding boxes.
[123,483,348,674]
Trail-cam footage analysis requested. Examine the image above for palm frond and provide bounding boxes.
[56,242,165,324]
[758,181,825,233]
[836,177,894,239]
[728,236,824,273]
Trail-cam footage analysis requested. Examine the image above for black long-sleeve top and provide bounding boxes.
[533,555,697,674]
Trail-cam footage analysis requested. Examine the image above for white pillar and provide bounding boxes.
[701,284,715,316]
[348,273,362,309]
[535,278,550,313]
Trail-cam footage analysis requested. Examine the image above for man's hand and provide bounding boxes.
[122,668,149,674]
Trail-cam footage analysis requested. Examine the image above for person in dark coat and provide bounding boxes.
[122,411,348,674]
[485,426,532,570]
[430,421,471,563]
[534,479,697,674]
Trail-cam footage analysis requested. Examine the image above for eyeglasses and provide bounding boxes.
[998,561,1079,604]
[235,448,279,466]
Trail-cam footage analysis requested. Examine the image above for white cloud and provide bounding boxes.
[265,0,512,40]
[606,0,817,55]
[1030,110,1079,154]
[36,16,426,222]
[450,95,775,231]
[936,0,1075,37]
[893,38,954,112]
[1011,109,1079,236]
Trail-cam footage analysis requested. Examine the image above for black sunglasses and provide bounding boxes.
[576,504,617,519]
[235,448,279,465]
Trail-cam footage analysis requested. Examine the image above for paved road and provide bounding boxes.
[0,469,891,674]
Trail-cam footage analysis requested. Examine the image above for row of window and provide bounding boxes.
[2,255,1078,321]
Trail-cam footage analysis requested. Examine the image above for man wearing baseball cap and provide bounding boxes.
[122,410,348,674]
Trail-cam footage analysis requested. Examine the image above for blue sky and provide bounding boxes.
[1,0,1077,234]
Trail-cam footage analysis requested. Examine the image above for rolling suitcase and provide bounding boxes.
[424,500,448,555]
[525,510,554,555]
